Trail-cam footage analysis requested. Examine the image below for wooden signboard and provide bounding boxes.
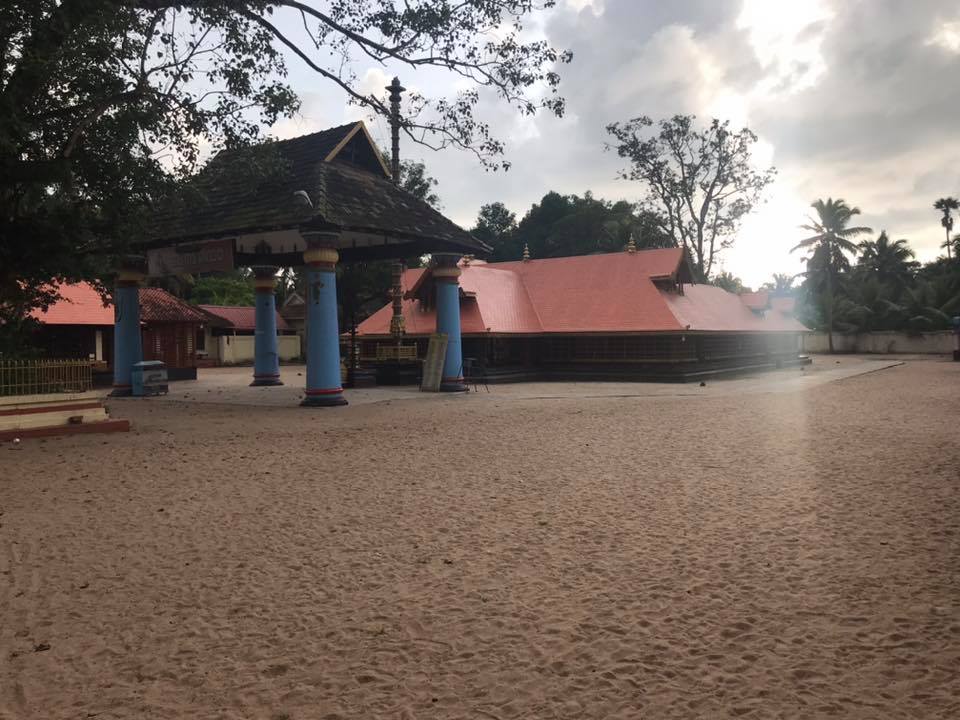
[147,238,235,277]
[420,333,448,392]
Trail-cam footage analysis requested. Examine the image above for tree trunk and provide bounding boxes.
[947,226,953,261]
[825,262,834,354]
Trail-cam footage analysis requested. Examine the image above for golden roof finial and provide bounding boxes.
[626,232,637,254]
[522,243,531,262]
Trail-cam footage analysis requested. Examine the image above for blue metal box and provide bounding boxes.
[131,360,169,396]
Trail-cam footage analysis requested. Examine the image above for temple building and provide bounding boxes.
[196,304,300,368]
[137,116,489,402]
[29,282,209,383]
[356,248,808,382]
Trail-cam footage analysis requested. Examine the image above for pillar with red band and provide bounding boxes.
[250,267,283,386]
[433,254,467,392]
[301,245,348,406]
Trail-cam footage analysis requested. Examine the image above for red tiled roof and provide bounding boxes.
[140,288,209,323]
[358,249,808,337]
[29,282,114,325]
[739,290,769,311]
[31,282,213,326]
[198,305,290,331]
[770,295,796,314]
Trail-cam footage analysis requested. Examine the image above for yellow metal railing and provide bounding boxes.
[0,359,93,397]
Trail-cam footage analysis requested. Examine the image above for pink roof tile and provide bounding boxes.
[739,290,770,311]
[29,282,114,325]
[357,249,807,337]
[770,296,796,314]
[31,282,235,327]
[198,305,290,331]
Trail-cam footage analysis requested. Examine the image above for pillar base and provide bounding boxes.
[439,379,468,393]
[301,390,348,407]
[250,376,284,387]
[109,385,133,397]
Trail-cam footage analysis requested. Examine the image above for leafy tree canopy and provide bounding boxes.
[606,115,775,280]
[189,273,256,306]
[711,271,747,294]
[0,0,571,349]
[476,191,672,262]
[793,199,960,341]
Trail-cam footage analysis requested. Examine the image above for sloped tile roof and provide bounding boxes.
[138,288,209,324]
[739,290,770,310]
[146,122,490,257]
[198,305,290,331]
[30,283,207,325]
[29,282,114,325]
[357,249,808,337]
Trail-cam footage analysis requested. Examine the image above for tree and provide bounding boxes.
[472,202,518,258]
[933,197,959,261]
[378,145,441,209]
[606,115,775,280]
[712,271,746,294]
[856,231,917,289]
[761,273,796,294]
[1,1,571,345]
[792,198,872,352]
[398,160,441,209]
[189,273,255,306]
[490,191,671,262]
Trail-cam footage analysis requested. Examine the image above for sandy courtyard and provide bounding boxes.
[1,358,959,719]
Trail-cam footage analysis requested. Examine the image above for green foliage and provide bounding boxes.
[1,0,570,343]
[477,191,672,262]
[934,197,958,259]
[792,198,872,351]
[606,115,775,280]
[189,273,255,306]
[398,160,441,210]
[762,273,796,293]
[711,271,747,294]
[793,205,960,339]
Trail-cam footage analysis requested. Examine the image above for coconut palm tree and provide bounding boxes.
[792,198,872,352]
[857,231,918,289]
[934,197,958,261]
[762,273,796,294]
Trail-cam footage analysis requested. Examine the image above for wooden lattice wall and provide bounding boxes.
[143,323,198,369]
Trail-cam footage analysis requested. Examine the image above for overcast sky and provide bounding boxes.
[267,0,960,287]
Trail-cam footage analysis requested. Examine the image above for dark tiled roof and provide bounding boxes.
[197,304,290,331]
[146,123,489,257]
[139,288,209,324]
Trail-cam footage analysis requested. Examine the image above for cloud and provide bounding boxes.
[270,0,960,285]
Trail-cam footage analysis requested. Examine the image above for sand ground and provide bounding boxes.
[1,357,958,719]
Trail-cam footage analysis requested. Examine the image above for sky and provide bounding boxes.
[264,0,960,288]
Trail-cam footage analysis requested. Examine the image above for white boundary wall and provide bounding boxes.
[801,331,955,354]
[217,335,302,365]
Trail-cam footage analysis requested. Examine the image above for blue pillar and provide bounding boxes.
[110,270,144,396]
[250,267,283,386]
[434,255,466,392]
[301,246,347,406]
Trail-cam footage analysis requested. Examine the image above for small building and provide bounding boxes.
[356,248,808,382]
[279,291,307,346]
[29,282,208,382]
[197,305,301,365]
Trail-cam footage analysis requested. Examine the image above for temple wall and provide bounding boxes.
[801,331,954,355]
[216,335,301,365]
